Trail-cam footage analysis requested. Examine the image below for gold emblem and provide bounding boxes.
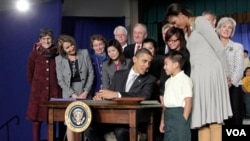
[65,101,92,132]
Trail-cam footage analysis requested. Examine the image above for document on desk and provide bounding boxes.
[50,98,85,101]
[140,100,161,105]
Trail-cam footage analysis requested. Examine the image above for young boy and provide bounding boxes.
[159,51,193,141]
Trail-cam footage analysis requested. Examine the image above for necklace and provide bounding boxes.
[189,17,196,31]
[70,60,77,77]
[186,17,196,37]
[190,21,195,32]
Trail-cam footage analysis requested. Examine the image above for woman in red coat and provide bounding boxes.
[26,28,62,141]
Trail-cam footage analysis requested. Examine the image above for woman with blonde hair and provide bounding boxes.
[217,17,244,125]
[56,35,94,141]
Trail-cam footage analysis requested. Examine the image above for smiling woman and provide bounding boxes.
[26,28,62,141]
[217,17,244,126]
[102,39,132,89]
[0,0,63,140]
[56,34,94,141]
[165,3,233,141]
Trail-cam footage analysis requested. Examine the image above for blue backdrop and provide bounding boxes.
[232,23,250,53]
[62,16,125,55]
[0,0,62,140]
[0,1,125,140]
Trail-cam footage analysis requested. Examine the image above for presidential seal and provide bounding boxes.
[65,101,92,132]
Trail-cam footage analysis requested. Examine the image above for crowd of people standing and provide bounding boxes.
[26,3,249,141]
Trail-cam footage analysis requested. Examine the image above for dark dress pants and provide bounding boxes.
[85,123,129,141]
[225,85,244,125]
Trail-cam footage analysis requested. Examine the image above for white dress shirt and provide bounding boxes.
[125,68,139,92]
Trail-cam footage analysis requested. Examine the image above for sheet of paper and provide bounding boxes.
[140,100,161,105]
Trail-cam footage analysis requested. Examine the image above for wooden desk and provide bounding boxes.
[43,100,161,141]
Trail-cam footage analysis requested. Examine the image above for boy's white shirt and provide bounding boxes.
[163,71,193,108]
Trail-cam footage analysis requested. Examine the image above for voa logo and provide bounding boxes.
[226,129,246,136]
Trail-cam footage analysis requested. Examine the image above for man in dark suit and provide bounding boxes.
[123,23,148,59]
[85,48,156,141]
[157,23,172,55]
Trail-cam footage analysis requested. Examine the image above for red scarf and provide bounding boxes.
[33,43,58,58]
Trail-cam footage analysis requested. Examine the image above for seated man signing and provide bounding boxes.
[94,48,156,101]
[85,48,157,141]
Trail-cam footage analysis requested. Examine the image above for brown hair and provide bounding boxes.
[90,34,107,48]
[57,35,77,57]
[165,27,186,52]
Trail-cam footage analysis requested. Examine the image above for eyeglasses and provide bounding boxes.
[167,39,179,43]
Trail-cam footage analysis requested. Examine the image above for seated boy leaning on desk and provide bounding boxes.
[85,48,157,141]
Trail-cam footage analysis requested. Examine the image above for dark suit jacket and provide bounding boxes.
[157,45,168,55]
[110,69,156,100]
[148,55,164,79]
[123,43,135,59]
[102,59,132,89]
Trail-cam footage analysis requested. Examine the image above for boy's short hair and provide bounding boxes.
[165,51,185,69]
[244,50,249,54]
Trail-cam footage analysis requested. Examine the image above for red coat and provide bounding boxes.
[26,45,62,121]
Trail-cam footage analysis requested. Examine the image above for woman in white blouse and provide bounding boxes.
[217,17,244,125]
